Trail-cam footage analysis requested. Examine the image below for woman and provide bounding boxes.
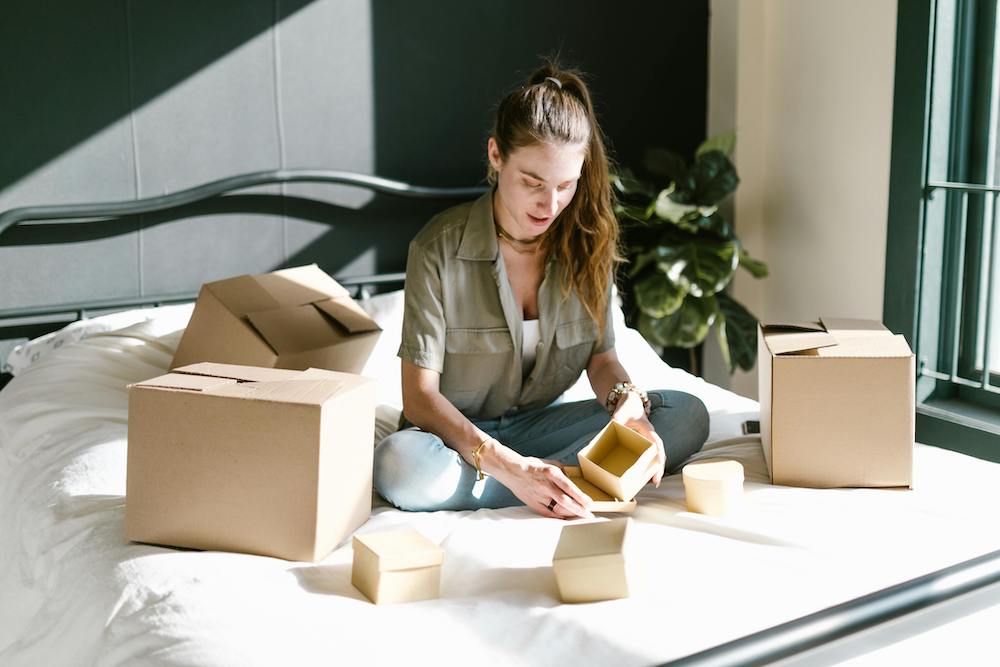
[374,64,709,519]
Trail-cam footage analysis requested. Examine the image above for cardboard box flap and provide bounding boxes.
[314,298,381,334]
[762,321,826,332]
[173,362,305,383]
[564,467,637,513]
[247,304,339,355]
[255,265,349,307]
[761,322,838,355]
[132,373,238,392]
[553,518,629,561]
[208,378,357,405]
[354,530,444,571]
[201,265,352,318]
[813,333,913,358]
[272,264,351,299]
[298,367,353,380]
[819,317,890,338]
[205,274,283,318]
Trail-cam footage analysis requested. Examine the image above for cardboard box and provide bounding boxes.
[552,518,631,603]
[758,317,915,488]
[125,362,376,562]
[171,264,381,373]
[683,460,744,516]
[352,529,444,604]
[577,422,657,503]
[563,466,636,513]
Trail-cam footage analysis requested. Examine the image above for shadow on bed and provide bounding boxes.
[632,503,806,550]
[52,493,125,520]
[290,563,563,604]
[289,563,364,600]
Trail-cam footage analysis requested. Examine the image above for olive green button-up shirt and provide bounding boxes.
[398,190,615,420]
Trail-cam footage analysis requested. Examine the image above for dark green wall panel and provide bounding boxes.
[0,0,708,313]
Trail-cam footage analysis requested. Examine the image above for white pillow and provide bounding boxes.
[357,289,406,441]
[4,305,194,377]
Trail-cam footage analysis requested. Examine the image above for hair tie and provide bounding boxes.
[544,76,563,89]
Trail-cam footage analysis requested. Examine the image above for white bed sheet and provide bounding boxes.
[1,306,999,666]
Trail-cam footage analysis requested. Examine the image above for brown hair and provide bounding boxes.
[488,62,622,342]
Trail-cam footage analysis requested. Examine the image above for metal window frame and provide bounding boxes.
[885,0,1000,462]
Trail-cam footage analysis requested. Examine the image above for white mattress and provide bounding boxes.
[1,304,999,666]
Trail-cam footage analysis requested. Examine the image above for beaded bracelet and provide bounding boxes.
[604,381,651,417]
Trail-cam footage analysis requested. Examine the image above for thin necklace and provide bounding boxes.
[495,220,542,254]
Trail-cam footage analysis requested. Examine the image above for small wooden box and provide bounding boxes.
[352,529,444,604]
[683,460,745,516]
[552,518,631,603]
[577,422,658,503]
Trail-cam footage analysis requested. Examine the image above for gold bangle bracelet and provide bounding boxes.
[472,437,491,481]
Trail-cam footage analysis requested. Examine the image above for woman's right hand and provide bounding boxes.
[492,453,595,519]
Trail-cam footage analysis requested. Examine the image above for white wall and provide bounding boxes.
[706,0,898,398]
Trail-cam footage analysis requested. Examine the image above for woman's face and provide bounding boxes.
[488,138,586,241]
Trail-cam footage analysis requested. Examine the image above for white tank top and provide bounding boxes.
[522,319,540,377]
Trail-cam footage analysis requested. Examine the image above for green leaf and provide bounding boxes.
[634,271,688,318]
[685,151,740,206]
[738,249,769,278]
[694,213,735,240]
[653,185,699,223]
[670,214,701,234]
[715,316,732,373]
[614,200,656,222]
[642,148,687,183]
[695,130,736,158]
[655,238,739,297]
[626,247,660,278]
[638,295,718,348]
[611,167,655,199]
[717,291,759,372]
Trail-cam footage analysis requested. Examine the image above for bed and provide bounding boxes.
[2,172,1000,666]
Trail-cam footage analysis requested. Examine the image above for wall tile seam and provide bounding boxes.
[124,0,144,297]
[272,0,289,263]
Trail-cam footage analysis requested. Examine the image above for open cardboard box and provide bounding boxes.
[758,317,915,488]
[171,264,381,373]
[552,517,631,603]
[125,362,375,562]
[576,421,658,505]
[352,529,445,605]
[562,466,636,513]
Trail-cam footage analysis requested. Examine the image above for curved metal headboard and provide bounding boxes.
[0,169,488,321]
[0,168,486,235]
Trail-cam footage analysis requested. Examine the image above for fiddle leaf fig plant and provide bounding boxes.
[612,130,767,373]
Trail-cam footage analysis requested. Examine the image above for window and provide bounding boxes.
[885,0,1000,462]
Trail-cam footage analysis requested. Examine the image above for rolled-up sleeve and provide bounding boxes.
[398,240,446,373]
[593,280,618,355]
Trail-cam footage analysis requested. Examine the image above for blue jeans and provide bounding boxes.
[373,390,709,512]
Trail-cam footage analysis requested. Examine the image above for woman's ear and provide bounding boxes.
[487,137,503,173]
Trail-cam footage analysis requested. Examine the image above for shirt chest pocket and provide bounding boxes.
[550,318,599,383]
[442,327,513,392]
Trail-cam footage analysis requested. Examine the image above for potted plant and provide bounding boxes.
[612,131,767,374]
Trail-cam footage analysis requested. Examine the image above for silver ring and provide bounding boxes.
[546,498,557,512]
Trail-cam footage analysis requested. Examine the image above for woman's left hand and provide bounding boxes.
[611,393,666,487]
